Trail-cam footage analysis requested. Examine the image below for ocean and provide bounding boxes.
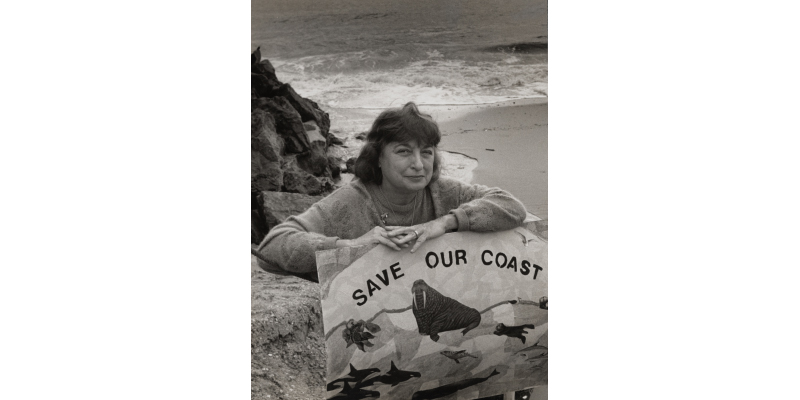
[251,0,547,108]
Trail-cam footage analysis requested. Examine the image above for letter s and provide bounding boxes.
[353,289,367,306]
[521,260,531,275]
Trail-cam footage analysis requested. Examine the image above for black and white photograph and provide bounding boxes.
[250,0,547,398]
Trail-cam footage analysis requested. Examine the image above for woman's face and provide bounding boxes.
[378,140,435,194]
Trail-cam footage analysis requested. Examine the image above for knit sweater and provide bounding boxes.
[255,176,527,276]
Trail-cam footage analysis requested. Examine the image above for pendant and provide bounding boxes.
[380,213,389,225]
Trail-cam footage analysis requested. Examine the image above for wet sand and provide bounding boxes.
[327,98,548,219]
[433,99,548,219]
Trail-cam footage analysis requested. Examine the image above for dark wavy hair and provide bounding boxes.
[354,102,442,185]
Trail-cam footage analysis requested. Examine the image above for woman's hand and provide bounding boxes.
[337,226,409,251]
[386,214,458,253]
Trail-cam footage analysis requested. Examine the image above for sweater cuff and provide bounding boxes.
[450,208,470,232]
[319,236,340,250]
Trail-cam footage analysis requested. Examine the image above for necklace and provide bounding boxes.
[378,185,419,226]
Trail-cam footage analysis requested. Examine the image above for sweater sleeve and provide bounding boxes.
[255,202,340,275]
[447,180,528,232]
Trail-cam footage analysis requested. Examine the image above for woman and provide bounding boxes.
[255,102,527,282]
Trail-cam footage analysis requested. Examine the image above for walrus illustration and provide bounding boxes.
[411,279,481,342]
[493,323,536,343]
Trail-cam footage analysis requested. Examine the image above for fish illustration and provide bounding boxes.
[329,381,381,399]
[411,279,481,342]
[411,369,500,400]
[493,323,536,344]
[514,341,548,354]
[440,350,478,364]
[526,352,548,362]
[356,361,421,388]
[512,296,548,310]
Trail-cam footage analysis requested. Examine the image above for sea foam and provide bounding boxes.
[272,51,547,108]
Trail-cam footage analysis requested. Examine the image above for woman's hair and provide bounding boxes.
[354,102,442,185]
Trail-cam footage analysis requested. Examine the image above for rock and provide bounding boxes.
[251,73,282,98]
[355,131,367,140]
[251,109,285,192]
[259,191,324,231]
[328,135,344,146]
[296,121,330,177]
[303,121,325,144]
[251,46,261,66]
[251,110,283,157]
[252,149,284,192]
[328,156,341,179]
[278,83,331,139]
[282,154,332,195]
[253,97,309,154]
[252,208,269,244]
[251,46,277,76]
[252,260,327,398]
[282,169,332,195]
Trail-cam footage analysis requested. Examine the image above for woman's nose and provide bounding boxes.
[411,151,424,169]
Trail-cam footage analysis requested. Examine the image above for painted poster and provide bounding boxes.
[316,223,548,399]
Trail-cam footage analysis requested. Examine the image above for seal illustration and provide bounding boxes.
[440,350,478,363]
[411,369,500,400]
[493,323,536,343]
[411,279,481,342]
[526,352,548,362]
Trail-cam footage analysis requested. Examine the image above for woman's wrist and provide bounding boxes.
[443,214,458,232]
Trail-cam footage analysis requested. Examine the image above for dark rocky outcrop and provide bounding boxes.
[250,48,351,399]
[251,47,343,245]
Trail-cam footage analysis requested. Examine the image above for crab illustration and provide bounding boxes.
[341,319,381,352]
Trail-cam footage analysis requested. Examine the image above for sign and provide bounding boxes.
[316,225,547,399]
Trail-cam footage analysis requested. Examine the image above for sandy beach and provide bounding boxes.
[327,98,548,219]
[436,99,548,219]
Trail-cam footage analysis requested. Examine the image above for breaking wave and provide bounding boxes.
[271,48,548,108]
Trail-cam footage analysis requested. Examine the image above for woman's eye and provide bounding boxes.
[397,149,410,154]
